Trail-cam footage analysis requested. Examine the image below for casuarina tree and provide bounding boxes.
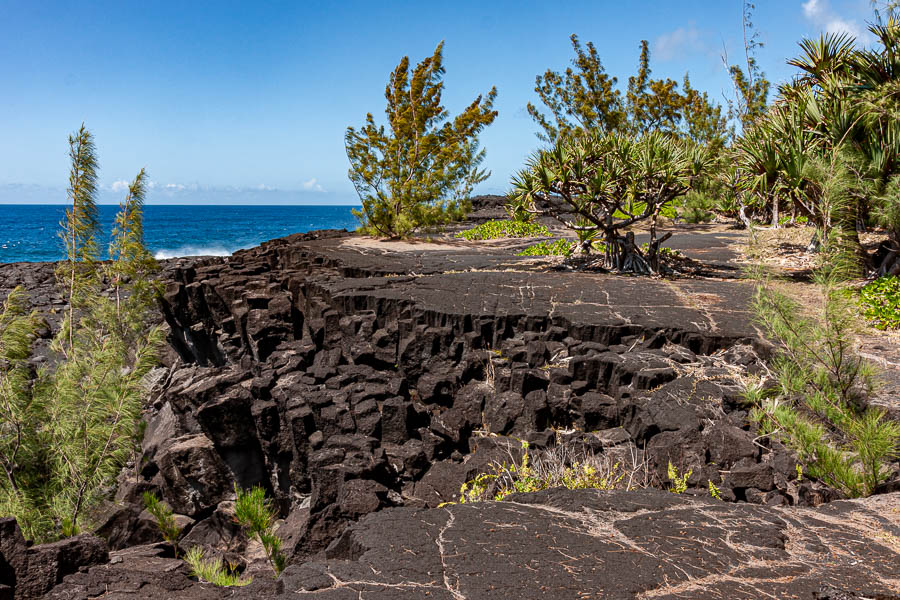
[346,42,498,238]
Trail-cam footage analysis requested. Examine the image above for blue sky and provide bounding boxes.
[0,0,877,204]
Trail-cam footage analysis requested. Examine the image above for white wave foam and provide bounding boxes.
[154,245,235,259]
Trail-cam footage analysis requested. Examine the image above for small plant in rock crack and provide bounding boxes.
[707,480,723,500]
[143,491,182,557]
[234,485,286,576]
[451,439,647,503]
[184,546,252,587]
[667,462,691,494]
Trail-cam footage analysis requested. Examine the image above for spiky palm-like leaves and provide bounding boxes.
[734,17,900,274]
[509,131,709,273]
[346,42,498,238]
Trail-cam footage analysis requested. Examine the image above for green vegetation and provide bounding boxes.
[234,485,286,576]
[526,35,726,148]
[453,440,645,503]
[861,276,900,329]
[748,271,900,497]
[723,2,770,135]
[0,125,161,542]
[184,546,252,587]
[516,239,573,257]
[509,131,709,273]
[708,480,723,500]
[143,491,182,556]
[456,219,549,240]
[346,42,498,238]
[667,462,691,494]
[732,14,900,274]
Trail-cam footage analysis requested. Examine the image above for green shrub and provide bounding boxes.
[143,491,181,556]
[456,219,550,240]
[860,276,900,330]
[234,485,286,576]
[640,242,682,260]
[516,239,573,257]
[184,546,251,587]
[749,276,900,497]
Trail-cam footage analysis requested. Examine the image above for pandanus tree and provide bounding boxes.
[735,17,900,274]
[509,131,710,274]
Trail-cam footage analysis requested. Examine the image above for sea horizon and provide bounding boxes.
[0,203,361,263]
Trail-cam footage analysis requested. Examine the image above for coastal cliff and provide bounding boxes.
[1,225,898,599]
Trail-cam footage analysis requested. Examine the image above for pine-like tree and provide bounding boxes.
[57,124,100,358]
[526,34,625,142]
[105,168,161,345]
[345,42,498,237]
[1,127,162,541]
[528,35,727,148]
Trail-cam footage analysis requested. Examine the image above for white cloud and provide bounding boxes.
[801,0,872,43]
[803,0,823,18]
[256,183,275,191]
[164,183,186,191]
[302,178,325,192]
[653,23,707,62]
[110,180,130,193]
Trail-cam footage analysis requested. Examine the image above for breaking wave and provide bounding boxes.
[154,245,235,259]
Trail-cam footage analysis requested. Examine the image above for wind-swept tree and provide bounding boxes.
[104,168,161,344]
[526,34,625,142]
[626,41,683,136]
[346,42,498,238]
[0,128,162,541]
[723,1,771,135]
[58,124,100,357]
[681,74,729,151]
[528,35,727,149]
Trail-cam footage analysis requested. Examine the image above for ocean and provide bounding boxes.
[0,204,360,263]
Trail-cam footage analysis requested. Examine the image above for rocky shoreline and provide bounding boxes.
[1,222,899,599]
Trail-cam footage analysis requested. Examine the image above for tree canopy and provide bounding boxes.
[526,35,727,148]
[346,42,498,238]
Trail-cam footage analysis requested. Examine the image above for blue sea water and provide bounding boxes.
[0,204,360,263]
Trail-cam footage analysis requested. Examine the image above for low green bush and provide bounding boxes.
[456,219,550,240]
[640,242,682,260]
[860,276,900,330]
[679,191,715,223]
[516,239,573,257]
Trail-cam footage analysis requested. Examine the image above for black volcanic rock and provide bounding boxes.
[4,227,899,599]
[45,489,900,600]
